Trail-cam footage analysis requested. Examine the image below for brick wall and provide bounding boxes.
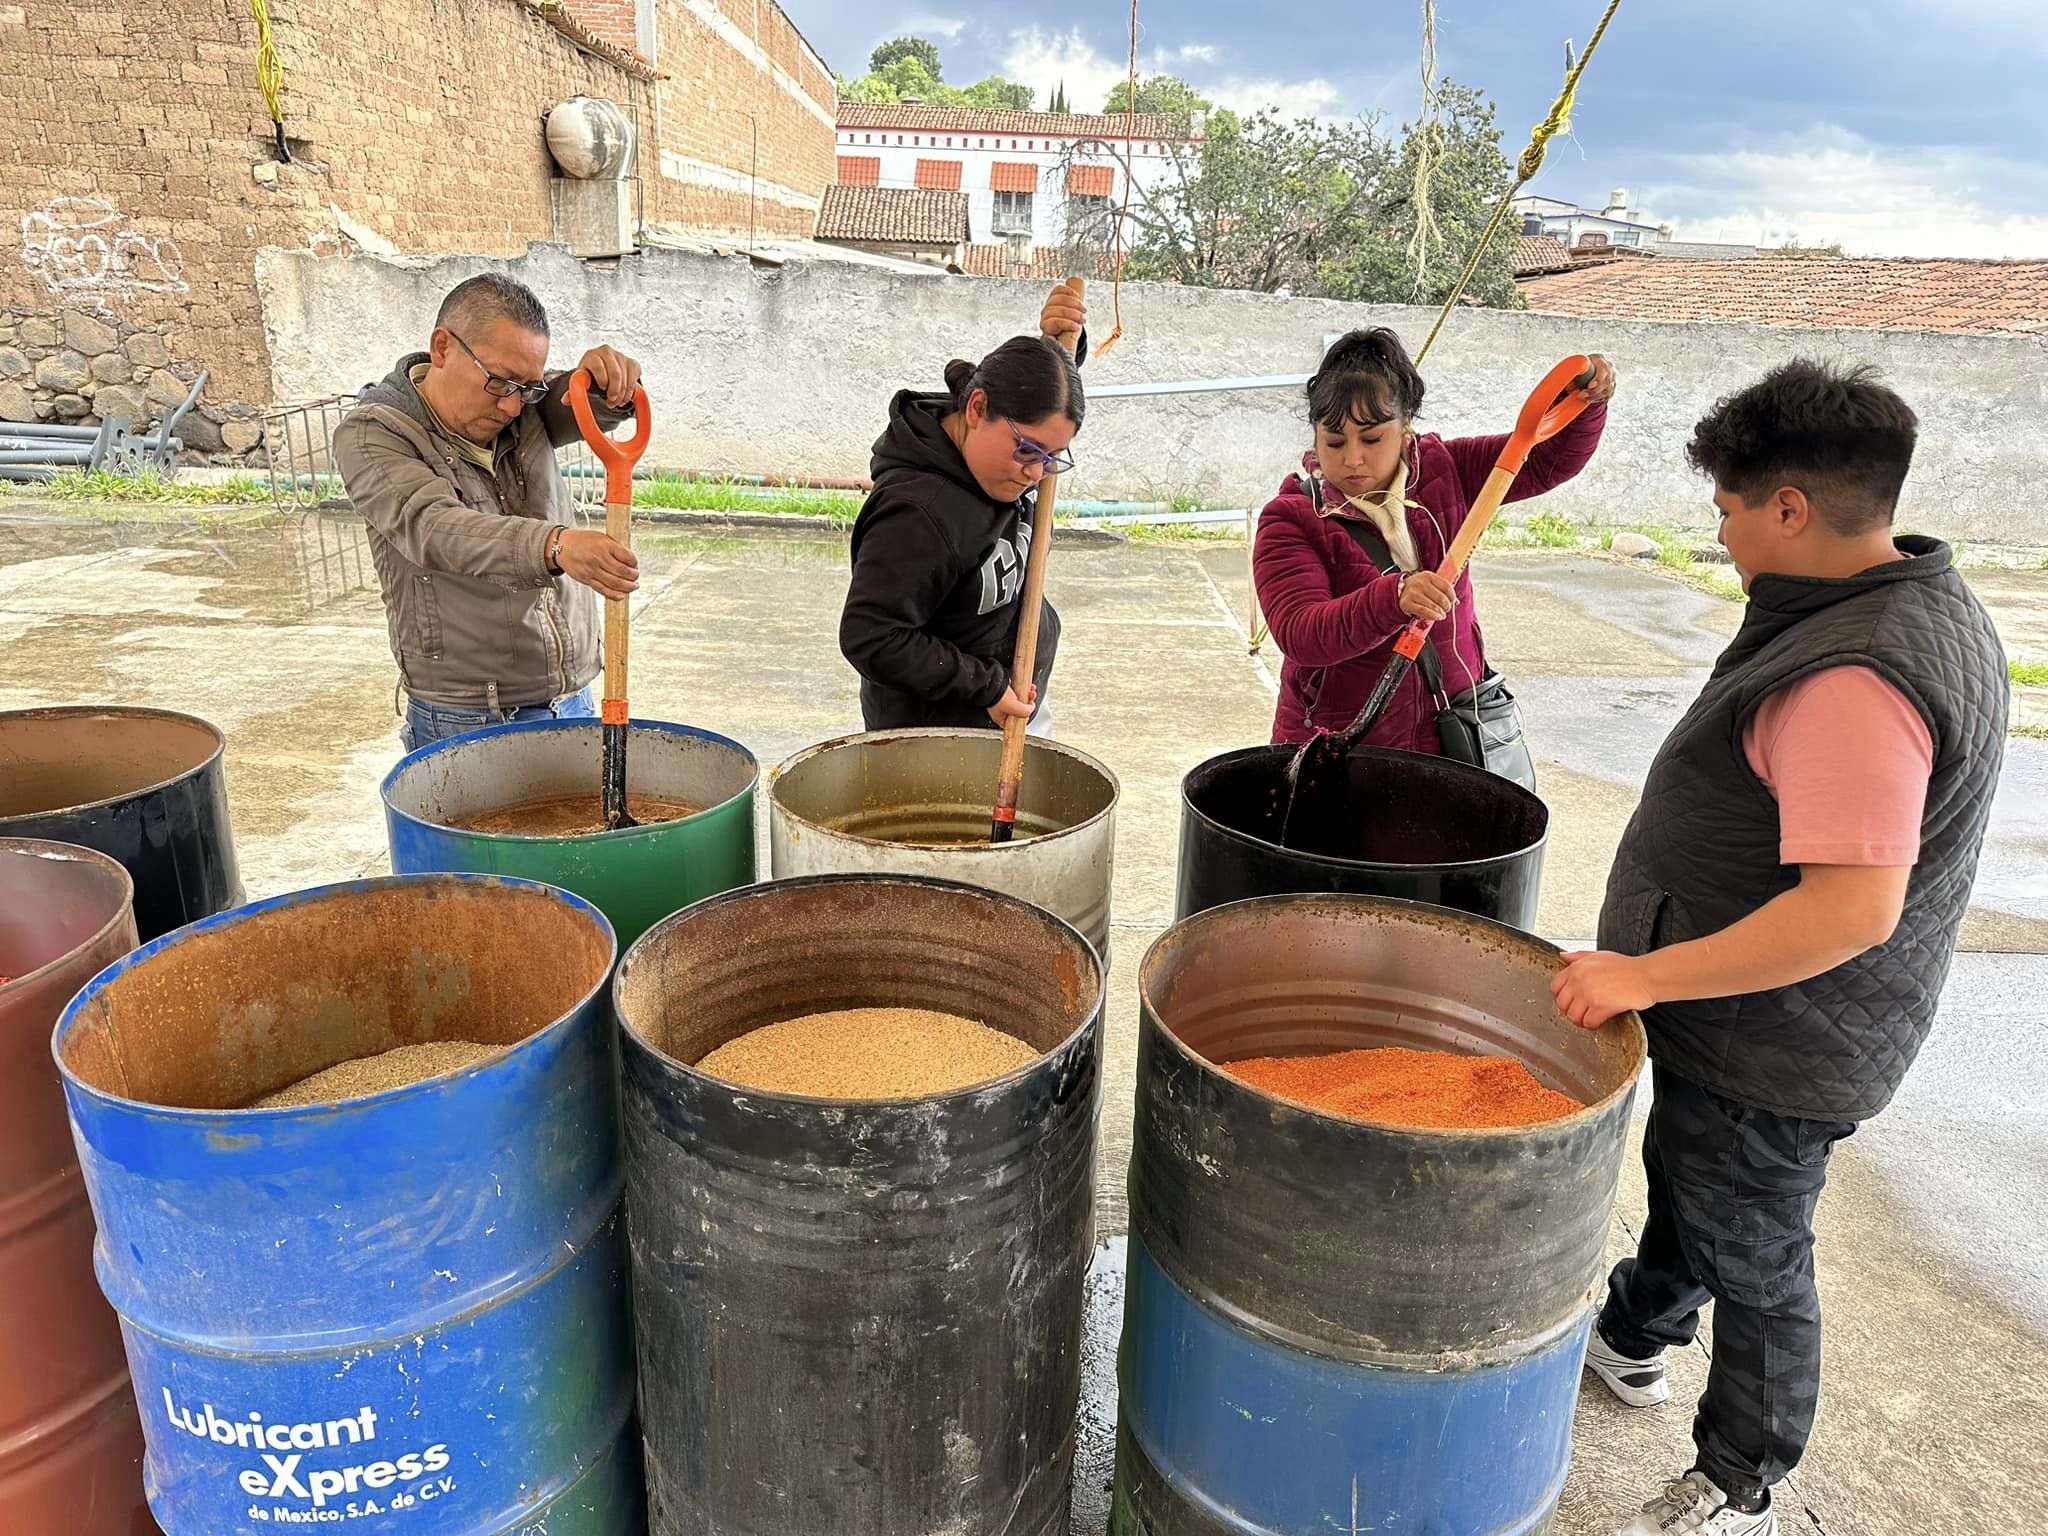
[564,0,644,57]
[645,0,835,240]
[0,0,832,451]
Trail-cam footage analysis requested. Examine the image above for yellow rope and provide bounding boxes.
[250,0,291,161]
[1091,0,1141,361]
[1412,0,1622,363]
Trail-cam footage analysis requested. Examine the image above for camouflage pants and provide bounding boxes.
[1598,1066,1858,1507]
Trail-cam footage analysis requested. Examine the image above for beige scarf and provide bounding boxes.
[1332,448,1422,571]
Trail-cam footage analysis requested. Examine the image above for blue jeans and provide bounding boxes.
[400,686,597,752]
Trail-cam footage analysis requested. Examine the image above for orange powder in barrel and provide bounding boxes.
[1224,1046,1580,1129]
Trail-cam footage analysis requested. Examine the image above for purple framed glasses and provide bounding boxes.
[1005,420,1076,476]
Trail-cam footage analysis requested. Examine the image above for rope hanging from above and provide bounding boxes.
[249,0,291,163]
[1412,0,1624,364]
[1090,0,1142,361]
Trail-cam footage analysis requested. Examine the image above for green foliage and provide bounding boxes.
[37,468,271,505]
[1049,81,1070,114]
[869,36,942,77]
[2008,657,2048,688]
[633,476,862,523]
[1113,78,1522,308]
[1523,511,1577,548]
[837,37,1034,112]
[1103,75,1211,118]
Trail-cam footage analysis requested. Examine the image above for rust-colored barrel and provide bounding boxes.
[0,838,152,1535]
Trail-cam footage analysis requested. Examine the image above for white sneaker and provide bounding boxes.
[1617,1472,1778,1535]
[1585,1324,1671,1407]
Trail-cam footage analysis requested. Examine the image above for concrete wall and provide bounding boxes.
[260,244,2048,542]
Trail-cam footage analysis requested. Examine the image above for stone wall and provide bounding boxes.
[260,243,2048,545]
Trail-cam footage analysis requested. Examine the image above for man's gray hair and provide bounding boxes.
[435,274,550,339]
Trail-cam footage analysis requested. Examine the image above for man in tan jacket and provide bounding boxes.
[334,273,644,749]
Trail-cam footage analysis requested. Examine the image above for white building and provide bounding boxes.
[1514,189,1666,250]
[833,103,1202,256]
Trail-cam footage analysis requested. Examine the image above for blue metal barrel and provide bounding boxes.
[382,718,758,952]
[1115,895,1645,1535]
[52,874,640,1536]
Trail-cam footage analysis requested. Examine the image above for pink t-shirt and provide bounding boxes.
[1742,666,1934,867]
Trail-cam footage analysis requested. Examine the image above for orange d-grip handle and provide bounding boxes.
[1497,353,1595,477]
[566,369,653,505]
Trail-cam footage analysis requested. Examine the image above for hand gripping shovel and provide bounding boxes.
[1279,353,1596,847]
[567,370,653,830]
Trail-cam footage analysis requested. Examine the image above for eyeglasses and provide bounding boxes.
[449,331,550,405]
[1005,420,1076,476]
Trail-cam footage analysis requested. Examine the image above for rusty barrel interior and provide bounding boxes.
[0,708,221,821]
[0,840,150,1536]
[59,881,612,1109]
[0,706,242,944]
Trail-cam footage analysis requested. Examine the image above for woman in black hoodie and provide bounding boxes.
[840,288,1087,732]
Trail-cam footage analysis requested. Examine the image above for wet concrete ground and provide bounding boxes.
[2,507,2041,1536]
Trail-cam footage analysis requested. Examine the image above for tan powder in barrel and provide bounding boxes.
[694,1007,1035,1098]
[253,1041,501,1108]
[451,794,701,837]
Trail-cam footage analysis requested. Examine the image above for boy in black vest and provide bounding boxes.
[1553,361,2006,1536]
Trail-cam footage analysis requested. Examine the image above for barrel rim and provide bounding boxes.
[614,870,1107,1106]
[768,727,1121,852]
[0,704,227,822]
[1182,742,1550,874]
[1139,891,1647,1140]
[0,837,136,997]
[49,872,619,1116]
[378,714,760,841]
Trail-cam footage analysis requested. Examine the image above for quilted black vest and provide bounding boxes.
[1597,537,2006,1120]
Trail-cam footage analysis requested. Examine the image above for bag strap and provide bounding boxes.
[1323,482,1446,696]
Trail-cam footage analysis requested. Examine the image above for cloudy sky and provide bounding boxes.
[782,0,2048,259]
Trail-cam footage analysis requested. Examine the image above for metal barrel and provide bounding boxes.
[1178,744,1548,928]
[1114,895,1646,1536]
[614,874,1106,1536]
[769,729,1119,957]
[0,840,151,1535]
[52,875,640,1536]
[0,707,244,943]
[381,717,758,951]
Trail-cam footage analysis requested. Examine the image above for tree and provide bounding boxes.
[1103,75,1211,118]
[1111,109,1395,294]
[1099,79,1528,310]
[962,76,1034,111]
[1316,81,1523,309]
[870,36,942,78]
[1049,81,1071,114]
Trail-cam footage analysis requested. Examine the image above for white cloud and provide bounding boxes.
[1643,126,2048,259]
[1204,75,1341,119]
[886,14,966,43]
[1000,26,1339,120]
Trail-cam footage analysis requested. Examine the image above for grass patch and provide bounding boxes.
[36,468,271,505]
[2009,657,2048,689]
[1121,521,1242,546]
[632,475,863,522]
[1522,511,1578,548]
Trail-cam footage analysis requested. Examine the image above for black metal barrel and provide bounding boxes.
[613,874,1106,1536]
[0,706,241,942]
[1115,895,1646,1534]
[1178,744,1548,927]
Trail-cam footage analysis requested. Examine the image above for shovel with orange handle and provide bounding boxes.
[1279,352,1597,846]
[566,369,653,830]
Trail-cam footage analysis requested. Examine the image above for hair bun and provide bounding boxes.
[943,359,977,398]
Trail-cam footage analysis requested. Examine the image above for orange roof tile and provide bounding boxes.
[1517,255,2048,336]
[838,103,1200,142]
[1512,234,1573,277]
[815,186,969,246]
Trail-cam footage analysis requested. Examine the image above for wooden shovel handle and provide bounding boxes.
[992,277,1084,830]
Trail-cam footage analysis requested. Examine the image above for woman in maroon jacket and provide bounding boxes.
[1253,328,1616,749]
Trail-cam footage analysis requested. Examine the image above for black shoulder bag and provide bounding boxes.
[1332,509,1537,790]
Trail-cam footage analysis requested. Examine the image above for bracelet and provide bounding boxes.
[545,526,564,574]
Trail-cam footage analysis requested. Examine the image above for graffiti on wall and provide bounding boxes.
[22,196,187,301]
